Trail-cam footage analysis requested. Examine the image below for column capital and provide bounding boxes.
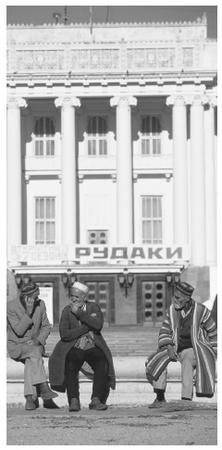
[110,96,137,108]
[7,97,27,109]
[55,96,81,109]
[208,96,217,108]
[186,93,209,107]
[166,95,188,107]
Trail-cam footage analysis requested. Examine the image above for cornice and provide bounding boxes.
[7,14,207,29]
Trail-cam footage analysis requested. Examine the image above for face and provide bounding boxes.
[25,289,39,307]
[173,290,190,310]
[70,291,86,308]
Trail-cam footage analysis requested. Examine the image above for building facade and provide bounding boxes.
[7,14,217,326]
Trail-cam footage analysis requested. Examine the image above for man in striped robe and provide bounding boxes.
[145,281,217,408]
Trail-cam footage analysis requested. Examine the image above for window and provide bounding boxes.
[183,48,194,68]
[142,196,162,244]
[88,230,108,244]
[87,116,107,156]
[141,116,161,155]
[35,197,55,244]
[34,117,55,157]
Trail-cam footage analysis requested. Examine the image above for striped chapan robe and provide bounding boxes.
[145,301,217,397]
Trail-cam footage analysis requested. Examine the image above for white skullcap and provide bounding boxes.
[70,281,89,296]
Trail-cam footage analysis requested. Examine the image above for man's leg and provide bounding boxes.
[178,348,196,400]
[65,347,84,409]
[19,344,58,409]
[85,347,109,410]
[19,344,48,397]
[149,369,167,408]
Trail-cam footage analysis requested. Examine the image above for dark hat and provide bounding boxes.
[175,281,194,297]
[21,282,39,297]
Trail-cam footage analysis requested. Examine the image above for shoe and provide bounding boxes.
[149,398,166,409]
[43,399,60,409]
[89,397,108,411]
[34,397,39,408]
[181,397,192,401]
[39,382,58,400]
[69,398,80,412]
[25,395,37,410]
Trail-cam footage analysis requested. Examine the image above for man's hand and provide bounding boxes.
[167,345,177,361]
[25,298,35,317]
[31,337,41,345]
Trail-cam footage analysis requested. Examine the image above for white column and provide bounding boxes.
[55,96,80,245]
[204,97,217,266]
[166,95,188,245]
[190,94,206,265]
[7,97,27,247]
[110,96,137,244]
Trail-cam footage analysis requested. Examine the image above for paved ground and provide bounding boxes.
[7,401,217,445]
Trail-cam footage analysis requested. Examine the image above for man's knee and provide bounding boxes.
[28,345,43,359]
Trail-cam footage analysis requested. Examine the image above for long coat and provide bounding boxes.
[49,301,116,397]
[146,301,217,397]
[7,297,51,360]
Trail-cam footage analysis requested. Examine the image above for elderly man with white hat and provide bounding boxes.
[49,281,116,411]
[145,281,217,407]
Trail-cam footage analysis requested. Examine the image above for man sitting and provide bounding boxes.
[7,282,59,410]
[145,281,217,407]
[49,281,116,411]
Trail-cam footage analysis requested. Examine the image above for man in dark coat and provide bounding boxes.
[145,281,217,408]
[7,282,58,410]
[49,281,116,411]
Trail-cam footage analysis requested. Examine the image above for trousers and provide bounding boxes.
[153,347,196,399]
[16,343,47,397]
[65,346,108,404]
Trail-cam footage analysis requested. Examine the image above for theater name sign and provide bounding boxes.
[9,245,189,265]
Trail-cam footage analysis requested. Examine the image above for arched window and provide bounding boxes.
[141,115,161,155]
[34,117,55,156]
[87,116,107,156]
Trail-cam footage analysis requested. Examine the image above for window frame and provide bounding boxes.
[141,195,163,244]
[34,196,56,245]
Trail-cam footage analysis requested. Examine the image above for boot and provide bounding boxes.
[25,395,36,410]
[43,399,60,409]
[38,382,58,400]
[89,397,108,411]
[69,398,80,412]
[34,397,39,408]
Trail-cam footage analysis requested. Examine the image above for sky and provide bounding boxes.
[6,4,217,38]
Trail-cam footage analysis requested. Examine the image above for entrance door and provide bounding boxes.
[137,277,167,325]
[78,276,115,325]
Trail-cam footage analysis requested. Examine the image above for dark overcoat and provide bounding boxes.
[49,301,116,397]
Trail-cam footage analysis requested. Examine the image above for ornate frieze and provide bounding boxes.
[127,47,175,69]
[7,42,211,74]
[16,49,64,71]
[70,48,120,71]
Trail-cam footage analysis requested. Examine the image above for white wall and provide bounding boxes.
[79,178,116,244]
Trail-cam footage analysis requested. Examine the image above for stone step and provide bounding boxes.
[45,326,159,357]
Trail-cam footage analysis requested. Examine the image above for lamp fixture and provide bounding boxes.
[62,272,76,288]
[166,272,172,283]
[14,273,32,290]
[118,268,134,297]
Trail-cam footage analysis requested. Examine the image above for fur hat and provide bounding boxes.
[69,281,89,297]
[175,281,194,297]
[21,282,39,297]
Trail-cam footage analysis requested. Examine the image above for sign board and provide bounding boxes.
[39,286,53,325]
[8,245,190,265]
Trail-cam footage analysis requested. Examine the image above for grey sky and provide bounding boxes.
[7,5,217,38]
